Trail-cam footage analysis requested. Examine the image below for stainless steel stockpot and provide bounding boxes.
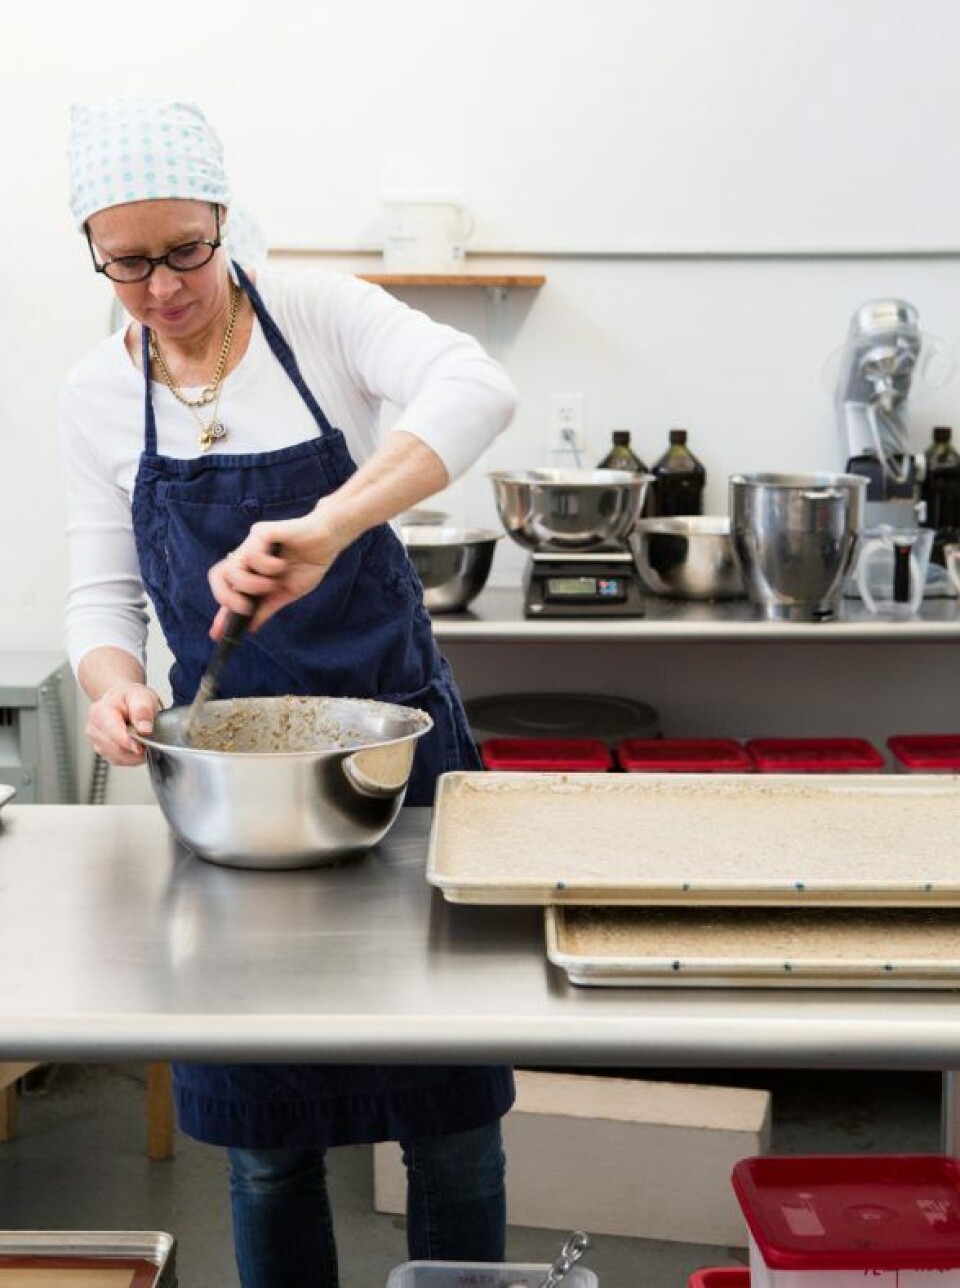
[729,472,867,620]
[135,696,433,870]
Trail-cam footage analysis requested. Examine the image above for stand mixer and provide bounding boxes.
[833,299,944,527]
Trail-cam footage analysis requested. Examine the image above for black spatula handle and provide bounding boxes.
[202,541,283,692]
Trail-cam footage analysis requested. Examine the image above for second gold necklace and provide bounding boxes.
[149,280,242,452]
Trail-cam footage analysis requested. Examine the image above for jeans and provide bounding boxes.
[228,1119,507,1288]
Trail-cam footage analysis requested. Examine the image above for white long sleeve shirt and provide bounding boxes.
[60,267,517,672]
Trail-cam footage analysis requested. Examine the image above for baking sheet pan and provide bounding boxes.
[0,1232,175,1288]
[545,904,960,988]
[427,771,960,906]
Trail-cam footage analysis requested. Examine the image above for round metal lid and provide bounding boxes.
[464,692,659,746]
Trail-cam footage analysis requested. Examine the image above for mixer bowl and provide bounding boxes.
[729,472,867,620]
[491,469,652,551]
[629,516,745,600]
[401,525,500,612]
[134,696,433,870]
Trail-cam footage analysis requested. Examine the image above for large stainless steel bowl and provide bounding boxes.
[134,696,433,870]
[490,469,652,551]
[730,472,867,621]
[629,516,746,600]
[401,525,500,612]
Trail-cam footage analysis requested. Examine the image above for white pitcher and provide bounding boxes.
[381,193,475,273]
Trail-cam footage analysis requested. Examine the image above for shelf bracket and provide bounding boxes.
[486,286,509,357]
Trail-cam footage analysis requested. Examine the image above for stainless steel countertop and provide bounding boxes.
[2,804,960,1067]
[430,587,960,641]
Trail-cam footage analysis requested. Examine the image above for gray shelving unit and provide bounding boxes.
[0,652,77,804]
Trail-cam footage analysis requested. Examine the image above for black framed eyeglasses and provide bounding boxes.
[87,208,222,283]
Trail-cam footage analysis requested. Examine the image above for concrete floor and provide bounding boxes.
[0,1064,943,1287]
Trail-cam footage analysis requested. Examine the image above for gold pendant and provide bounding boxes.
[198,422,228,453]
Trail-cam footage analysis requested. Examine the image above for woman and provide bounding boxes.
[63,98,517,1288]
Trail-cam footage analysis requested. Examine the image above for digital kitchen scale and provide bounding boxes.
[523,549,646,617]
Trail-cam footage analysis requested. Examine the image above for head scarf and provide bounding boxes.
[68,97,232,229]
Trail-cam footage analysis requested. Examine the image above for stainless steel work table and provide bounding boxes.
[2,804,960,1075]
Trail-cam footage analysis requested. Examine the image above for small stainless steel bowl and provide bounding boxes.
[490,469,652,552]
[134,695,433,870]
[398,507,450,527]
[401,525,500,613]
[629,516,746,600]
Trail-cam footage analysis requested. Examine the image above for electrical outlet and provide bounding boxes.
[548,393,585,459]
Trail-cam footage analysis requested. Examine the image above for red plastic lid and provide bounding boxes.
[746,738,885,773]
[617,738,752,773]
[480,738,613,772]
[888,735,960,771]
[732,1155,960,1269]
[688,1270,750,1288]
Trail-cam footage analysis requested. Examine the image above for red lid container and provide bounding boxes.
[688,1270,750,1288]
[745,738,884,773]
[480,737,613,772]
[732,1154,960,1270]
[888,735,960,772]
[617,738,752,773]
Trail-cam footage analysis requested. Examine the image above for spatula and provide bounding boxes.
[181,542,281,745]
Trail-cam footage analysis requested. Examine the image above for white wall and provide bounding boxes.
[2,1,959,799]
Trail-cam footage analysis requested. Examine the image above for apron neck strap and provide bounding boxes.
[232,262,335,435]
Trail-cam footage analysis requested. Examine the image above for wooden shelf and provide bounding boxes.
[359,273,545,288]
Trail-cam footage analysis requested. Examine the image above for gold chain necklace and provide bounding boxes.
[149,282,242,451]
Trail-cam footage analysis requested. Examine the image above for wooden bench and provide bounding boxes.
[0,1062,174,1161]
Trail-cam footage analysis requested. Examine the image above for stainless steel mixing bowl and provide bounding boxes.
[401,525,500,612]
[729,472,867,620]
[135,696,433,870]
[398,507,449,526]
[490,469,652,551]
[629,515,746,599]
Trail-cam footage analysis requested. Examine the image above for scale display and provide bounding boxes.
[545,576,627,602]
[524,554,645,618]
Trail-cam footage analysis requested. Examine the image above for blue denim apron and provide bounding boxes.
[130,264,513,1148]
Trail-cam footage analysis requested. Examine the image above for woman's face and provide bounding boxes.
[86,199,228,343]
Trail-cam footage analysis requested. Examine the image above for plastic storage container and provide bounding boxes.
[887,734,960,772]
[387,1262,598,1288]
[617,738,752,773]
[745,738,884,773]
[481,737,613,772]
[732,1154,960,1288]
[688,1270,750,1288]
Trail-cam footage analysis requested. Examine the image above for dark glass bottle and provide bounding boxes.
[649,428,705,516]
[922,426,960,564]
[598,430,648,473]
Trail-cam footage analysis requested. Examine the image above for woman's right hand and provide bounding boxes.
[86,682,163,766]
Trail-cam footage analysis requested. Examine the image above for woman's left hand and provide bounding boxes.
[207,505,354,635]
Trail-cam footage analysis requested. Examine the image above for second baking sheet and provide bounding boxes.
[427,771,960,905]
[545,904,960,988]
